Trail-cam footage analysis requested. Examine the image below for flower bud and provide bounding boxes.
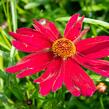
[96,82,107,93]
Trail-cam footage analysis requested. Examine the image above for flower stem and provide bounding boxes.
[9,0,17,64]
[10,0,17,32]
[0,27,11,48]
[100,95,105,109]
[0,54,3,71]
[56,16,109,29]
[1,0,12,31]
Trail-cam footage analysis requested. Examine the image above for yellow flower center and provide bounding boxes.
[52,38,76,58]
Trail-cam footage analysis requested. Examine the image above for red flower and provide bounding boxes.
[6,14,109,96]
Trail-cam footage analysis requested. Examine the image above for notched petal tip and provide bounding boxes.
[70,13,80,20]
[16,74,22,78]
[79,16,84,22]
[73,27,90,43]
[32,18,37,23]
[5,68,10,73]
[72,90,81,97]
[39,91,48,96]
[33,78,41,83]
[64,13,80,36]
[8,32,15,36]
[16,71,29,78]
[5,67,16,73]
[64,14,85,41]
[8,32,20,40]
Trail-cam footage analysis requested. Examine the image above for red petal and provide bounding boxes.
[12,40,39,53]
[64,14,80,36]
[73,27,90,43]
[6,52,53,74]
[64,60,81,96]
[16,27,36,34]
[33,19,45,32]
[9,32,51,50]
[33,19,60,42]
[16,68,39,78]
[34,58,61,83]
[65,16,84,41]
[16,59,48,78]
[64,59,96,96]
[75,54,109,77]
[6,62,28,73]
[76,36,109,59]
[39,76,56,96]
[48,21,60,38]
[52,61,65,92]
[34,58,62,96]
[52,71,64,92]
[38,19,60,39]
[83,48,109,59]
[71,62,96,96]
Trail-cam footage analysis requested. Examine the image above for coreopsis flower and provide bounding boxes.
[6,14,109,96]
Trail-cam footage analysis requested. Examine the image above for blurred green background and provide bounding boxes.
[1,0,109,109]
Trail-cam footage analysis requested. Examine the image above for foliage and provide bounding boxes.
[0,0,109,109]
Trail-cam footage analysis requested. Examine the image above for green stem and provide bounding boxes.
[0,27,11,48]
[1,0,7,17]
[0,54,3,71]
[1,0,12,31]
[10,0,17,32]
[56,16,109,29]
[0,42,10,51]
[10,0,17,64]
[7,0,12,31]
[100,95,105,109]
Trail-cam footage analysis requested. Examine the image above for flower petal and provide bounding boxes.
[64,59,81,96]
[39,76,56,96]
[6,52,53,74]
[12,40,39,53]
[76,36,109,59]
[64,59,96,96]
[52,61,65,92]
[64,13,80,36]
[65,16,84,41]
[34,58,62,96]
[73,27,90,43]
[16,68,41,78]
[16,27,36,34]
[33,19,60,41]
[38,19,60,39]
[75,54,109,77]
[9,32,51,50]
[5,62,28,73]
[34,58,61,83]
[83,48,109,59]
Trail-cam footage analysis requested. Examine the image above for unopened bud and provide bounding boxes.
[96,82,107,93]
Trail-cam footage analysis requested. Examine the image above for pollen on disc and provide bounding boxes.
[52,38,76,58]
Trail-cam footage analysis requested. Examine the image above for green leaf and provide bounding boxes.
[24,2,39,9]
